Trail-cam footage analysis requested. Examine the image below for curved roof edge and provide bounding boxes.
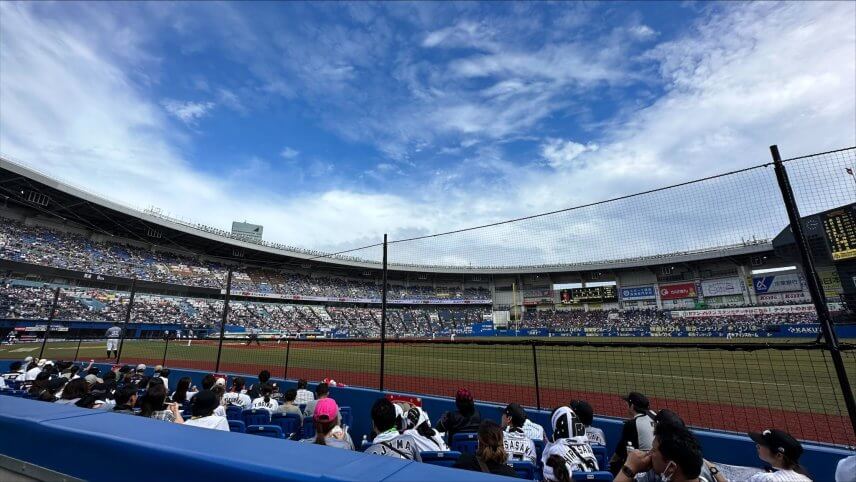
[0,156,773,275]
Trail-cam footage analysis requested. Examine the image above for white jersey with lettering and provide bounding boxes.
[223,392,252,409]
[542,436,599,474]
[365,429,422,461]
[504,427,537,463]
[585,426,606,446]
[251,397,279,412]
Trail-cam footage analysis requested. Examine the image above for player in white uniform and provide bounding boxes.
[105,323,122,359]
[501,403,537,463]
[542,406,599,480]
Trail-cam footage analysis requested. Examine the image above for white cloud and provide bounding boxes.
[280,147,299,159]
[628,24,657,40]
[161,99,215,124]
[541,139,598,169]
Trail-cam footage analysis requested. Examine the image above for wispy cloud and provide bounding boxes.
[279,147,299,159]
[161,99,215,124]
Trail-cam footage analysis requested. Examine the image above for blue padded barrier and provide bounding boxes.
[451,432,479,454]
[0,396,511,482]
[1,361,851,482]
[511,460,536,479]
[228,420,246,433]
[572,471,613,481]
[420,450,460,468]
[247,424,285,439]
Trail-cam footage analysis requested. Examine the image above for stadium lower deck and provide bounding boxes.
[3,336,854,446]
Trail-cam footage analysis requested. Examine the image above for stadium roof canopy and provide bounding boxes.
[0,157,772,275]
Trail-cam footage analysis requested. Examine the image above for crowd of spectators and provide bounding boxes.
[3,358,839,481]
[0,216,491,300]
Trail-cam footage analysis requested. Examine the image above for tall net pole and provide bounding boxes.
[116,277,137,363]
[771,144,856,437]
[37,287,60,359]
[215,267,233,373]
[379,234,388,392]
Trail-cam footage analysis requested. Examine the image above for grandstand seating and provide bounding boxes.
[271,412,301,438]
[226,405,243,421]
[241,408,271,427]
[571,472,613,481]
[591,444,606,469]
[510,461,536,479]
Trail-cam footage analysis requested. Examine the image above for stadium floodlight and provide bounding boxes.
[750,265,797,275]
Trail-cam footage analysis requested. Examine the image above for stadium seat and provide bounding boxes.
[420,451,460,468]
[572,471,613,481]
[271,413,301,439]
[241,408,271,427]
[246,424,285,439]
[228,420,246,433]
[533,439,545,465]
[226,405,243,421]
[300,416,315,439]
[511,461,536,479]
[450,432,479,454]
[591,444,606,469]
[339,405,352,428]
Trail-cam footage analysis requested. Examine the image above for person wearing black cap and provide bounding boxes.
[501,403,537,463]
[571,400,606,446]
[617,415,705,482]
[747,429,810,482]
[610,391,657,475]
[183,390,229,431]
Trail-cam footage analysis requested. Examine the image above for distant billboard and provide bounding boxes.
[752,274,803,294]
[659,282,697,300]
[701,278,743,297]
[620,286,656,301]
[231,221,263,241]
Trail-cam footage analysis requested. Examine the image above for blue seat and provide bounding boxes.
[271,413,301,439]
[420,451,460,468]
[339,405,352,427]
[572,471,613,481]
[300,416,315,439]
[228,420,246,433]
[591,444,607,469]
[533,439,545,465]
[241,408,271,427]
[226,405,243,421]
[450,432,479,454]
[511,461,536,479]
[246,424,285,439]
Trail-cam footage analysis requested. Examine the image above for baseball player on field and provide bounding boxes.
[105,322,122,359]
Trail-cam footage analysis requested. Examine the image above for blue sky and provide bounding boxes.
[1,1,854,266]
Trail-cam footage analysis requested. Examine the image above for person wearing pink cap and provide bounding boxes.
[301,397,353,450]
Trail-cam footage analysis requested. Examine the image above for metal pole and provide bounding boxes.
[116,278,137,363]
[380,234,388,392]
[771,144,856,437]
[283,339,291,380]
[531,343,541,411]
[215,268,234,373]
[73,332,83,362]
[161,335,170,367]
[38,287,60,359]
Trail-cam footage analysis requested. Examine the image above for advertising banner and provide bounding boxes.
[701,278,743,297]
[818,268,843,297]
[659,282,697,300]
[220,290,492,305]
[752,274,803,294]
[620,286,657,300]
[671,304,815,318]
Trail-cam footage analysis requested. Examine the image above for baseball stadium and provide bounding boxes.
[2,2,856,482]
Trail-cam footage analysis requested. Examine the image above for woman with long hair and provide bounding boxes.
[747,429,811,482]
[171,376,195,404]
[453,420,517,476]
[302,398,353,449]
[138,383,183,423]
[251,383,279,413]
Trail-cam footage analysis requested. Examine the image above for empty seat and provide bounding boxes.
[591,444,607,469]
[226,406,243,421]
[300,416,315,439]
[339,405,352,427]
[242,408,271,427]
[228,420,246,433]
[271,413,301,439]
[572,471,613,481]
[511,460,536,479]
[420,451,460,468]
[246,424,285,439]
[450,432,478,454]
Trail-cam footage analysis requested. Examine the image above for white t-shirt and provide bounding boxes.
[747,470,812,482]
[252,397,279,412]
[223,392,252,409]
[24,367,41,381]
[214,405,226,417]
[184,415,230,431]
[295,389,314,405]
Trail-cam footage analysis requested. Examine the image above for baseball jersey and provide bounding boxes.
[105,326,122,338]
[747,470,812,482]
[541,436,599,474]
[585,426,606,446]
[365,430,422,461]
[223,391,252,408]
[251,397,279,412]
[402,428,449,452]
[523,419,546,441]
[504,427,537,463]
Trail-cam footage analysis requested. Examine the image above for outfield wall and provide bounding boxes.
[0,361,851,481]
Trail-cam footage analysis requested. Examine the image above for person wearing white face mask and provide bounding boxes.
[616,416,707,482]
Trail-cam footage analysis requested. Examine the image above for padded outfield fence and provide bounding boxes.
[1,145,856,448]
